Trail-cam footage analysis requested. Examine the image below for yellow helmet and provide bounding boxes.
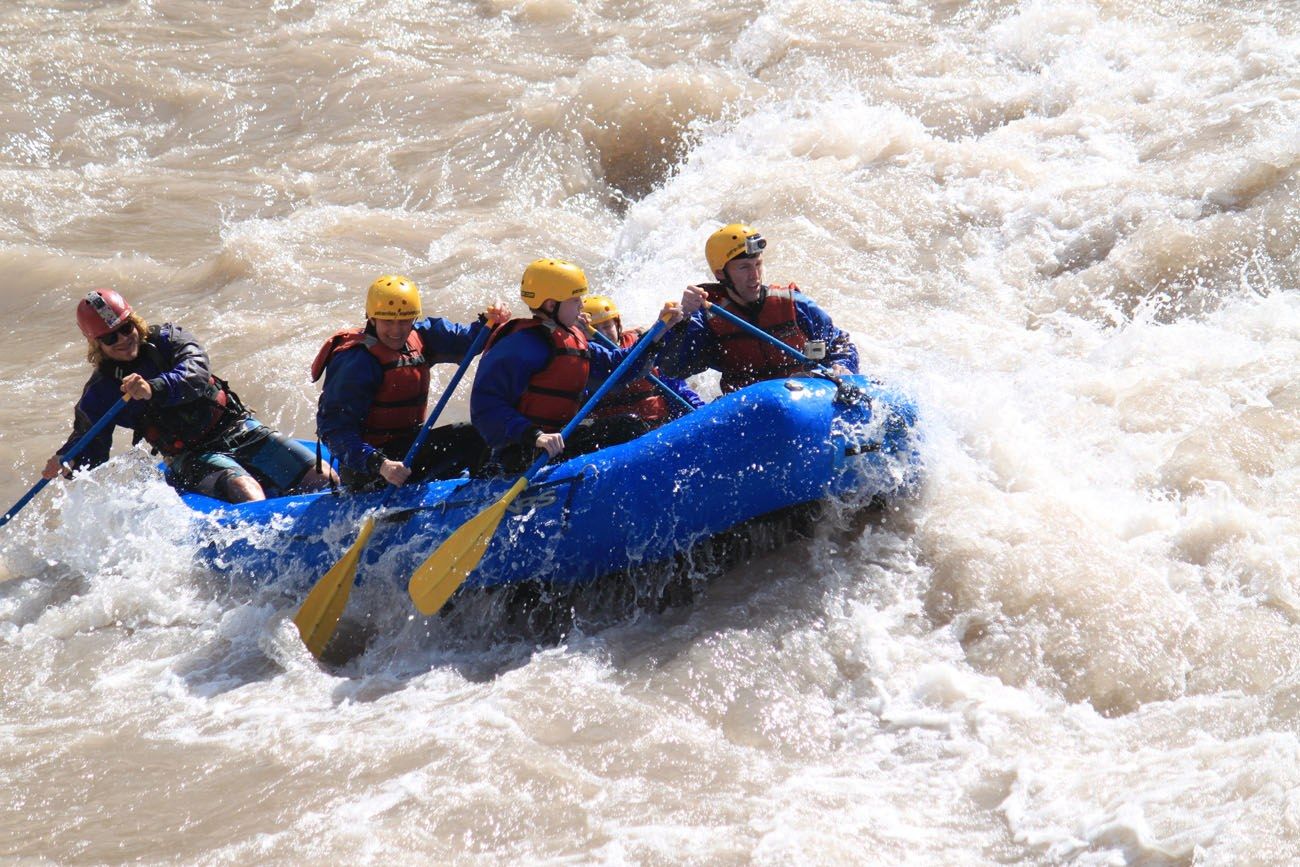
[705,223,767,273]
[366,275,422,320]
[582,294,620,326]
[520,258,588,308]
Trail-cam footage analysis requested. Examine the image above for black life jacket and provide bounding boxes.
[127,327,243,455]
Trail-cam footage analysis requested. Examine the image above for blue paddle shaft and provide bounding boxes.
[588,327,695,414]
[1,395,132,529]
[399,321,493,468]
[523,316,671,482]
[378,318,494,504]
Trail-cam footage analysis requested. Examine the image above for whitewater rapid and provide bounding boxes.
[3,0,1300,863]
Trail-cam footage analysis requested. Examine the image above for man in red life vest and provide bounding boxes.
[582,294,701,427]
[42,288,338,503]
[470,258,683,474]
[658,223,859,391]
[313,275,509,489]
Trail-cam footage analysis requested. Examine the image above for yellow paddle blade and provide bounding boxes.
[408,478,528,615]
[293,515,377,658]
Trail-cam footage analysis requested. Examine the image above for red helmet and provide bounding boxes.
[76,288,133,340]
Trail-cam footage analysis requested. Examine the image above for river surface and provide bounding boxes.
[2,0,1300,863]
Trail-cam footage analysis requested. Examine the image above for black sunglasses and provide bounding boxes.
[98,321,135,346]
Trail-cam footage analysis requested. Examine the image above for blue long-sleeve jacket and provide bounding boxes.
[657,288,858,381]
[58,323,224,468]
[316,317,488,473]
[470,323,654,450]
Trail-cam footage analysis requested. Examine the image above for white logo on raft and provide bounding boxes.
[506,489,559,514]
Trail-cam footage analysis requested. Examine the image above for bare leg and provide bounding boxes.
[296,464,340,491]
[197,469,266,503]
[222,474,267,503]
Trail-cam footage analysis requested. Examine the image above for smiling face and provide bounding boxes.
[97,321,141,362]
[372,317,416,351]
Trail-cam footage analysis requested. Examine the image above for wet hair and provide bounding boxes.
[85,312,149,365]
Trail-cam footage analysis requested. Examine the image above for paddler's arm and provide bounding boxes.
[316,350,385,476]
[44,377,128,477]
[416,304,509,364]
[469,330,551,452]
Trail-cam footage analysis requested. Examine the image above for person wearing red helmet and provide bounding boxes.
[42,288,338,502]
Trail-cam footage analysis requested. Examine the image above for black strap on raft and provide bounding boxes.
[810,368,867,406]
[315,439,341,494]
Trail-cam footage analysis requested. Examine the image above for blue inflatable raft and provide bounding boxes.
[182,374,921,600]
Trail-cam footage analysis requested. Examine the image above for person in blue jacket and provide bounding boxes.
[312,275,509,489]
[42,288,338,503]
[658,223,858,392]
[582,294,702,427]
[470,258,683,474]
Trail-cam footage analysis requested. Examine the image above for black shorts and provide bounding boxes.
[167,418,316,499]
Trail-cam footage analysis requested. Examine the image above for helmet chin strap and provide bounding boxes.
[722,279,767,311]
[719,272,744,306]
[718,259,766,310]
[537,302,569,332]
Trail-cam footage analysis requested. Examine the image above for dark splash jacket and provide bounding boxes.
[58,323,243,468]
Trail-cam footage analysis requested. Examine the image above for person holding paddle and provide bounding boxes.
[470,258,684,474]
[41,288,337,503]
[658,223,859,392]
[582,294,701,428]
[312,275,510,489]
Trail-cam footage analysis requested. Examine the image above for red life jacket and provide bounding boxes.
[590,328,669,422]
[697,282,729,305]
[706,284,807,393]
[311,327,430,447]
[135,330,240,456]
[484,317,591,432]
